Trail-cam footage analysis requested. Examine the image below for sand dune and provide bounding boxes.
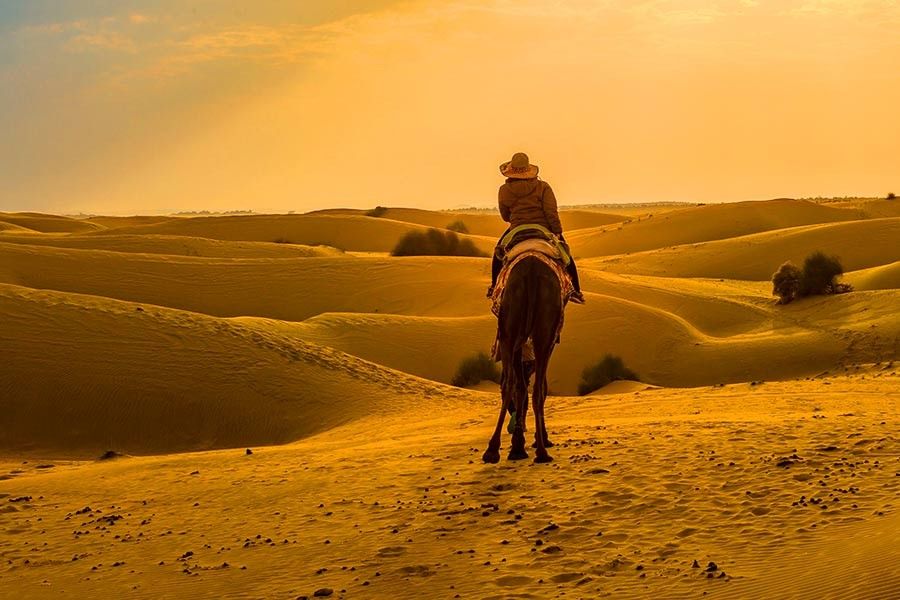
[3,238,895,394]
[583,217,900,280]
[0,243,489,320]
[310,207,510,237]
[0,220,38,234]
[308,206,625,237]
[567,199,875,257]
[0,233,344,259]
[846,261,900,291]
[241,287,898,394]
[0,240,767,334]
[86,213,495,254]
[245,313,499,386]
[0,212,103,234]
[83,215,178,230]
[561,288,899,389]
[0,283,467,457]
[577,270,770,336]
[830,198,900,218]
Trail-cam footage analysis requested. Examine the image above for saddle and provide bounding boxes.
[505,238,561,263]
[497,224,572,266]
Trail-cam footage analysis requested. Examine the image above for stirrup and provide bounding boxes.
[568,290,586,304]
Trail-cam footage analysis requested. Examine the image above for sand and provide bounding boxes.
[79,213,496,254]
[1,201,898,599]
[1,375,897,598]
[0,234,344,259]
[566,199,894,258]
[308,207,626,238]
[582,217,900,280]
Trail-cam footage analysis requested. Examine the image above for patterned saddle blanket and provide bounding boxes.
[489,249,574,361]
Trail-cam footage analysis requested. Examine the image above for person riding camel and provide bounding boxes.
[487,152,585,304]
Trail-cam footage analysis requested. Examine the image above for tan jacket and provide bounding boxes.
[498,178,562,235]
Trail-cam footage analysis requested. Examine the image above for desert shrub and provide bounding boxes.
[365,206,388,217]
[772,261,802,304]
[272,237,292,244]
[391,228,487,257]
[578,355,638,396]
[451,352,501,387]
[888,192,896,200]
[799,251,845,297]
[446,220,469,234]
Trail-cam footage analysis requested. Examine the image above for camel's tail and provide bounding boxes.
[519,258,539,354]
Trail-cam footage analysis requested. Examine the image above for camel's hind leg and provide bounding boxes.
[531,360,552,463]
[529,374,553,448]
[482,370,511,464]
[507,348,529,461]
[531,316,557,463]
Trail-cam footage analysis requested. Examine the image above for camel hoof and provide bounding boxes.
[534,453,553,464]
[482,449,500,464]
[508,448,529,461]
[544,439,555,448]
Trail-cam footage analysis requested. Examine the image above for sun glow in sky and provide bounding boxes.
[1,1,898,214]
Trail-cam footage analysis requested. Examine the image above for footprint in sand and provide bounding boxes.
[550,572,584,583]
[495,574,532,587]
[397,565,433,577]
[377,546,406,557]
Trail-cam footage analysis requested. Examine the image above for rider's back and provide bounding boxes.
[498,178,563,235]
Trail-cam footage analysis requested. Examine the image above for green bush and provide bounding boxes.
[451,352,501,387]
[365,206,388,217]
[578,355,638,396]
[446,220,469,234]
[799,251,844,297]
[391,228,487,257]
[888,192,896,200]
[772,261,802,304]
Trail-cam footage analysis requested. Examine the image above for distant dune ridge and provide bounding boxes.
[583,217,900,280]
[75,212,497,254]
[566,198,899,257]
[0,212,104,234]
[1,198,898,599]
[0,233,345,259]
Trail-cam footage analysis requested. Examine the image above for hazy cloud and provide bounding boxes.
[2,0,899,213]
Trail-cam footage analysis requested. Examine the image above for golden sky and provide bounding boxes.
[1,0,898,214]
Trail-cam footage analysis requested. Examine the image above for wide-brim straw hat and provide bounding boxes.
[500,152,539,179]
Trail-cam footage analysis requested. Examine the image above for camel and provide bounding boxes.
[482,255,564,464]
